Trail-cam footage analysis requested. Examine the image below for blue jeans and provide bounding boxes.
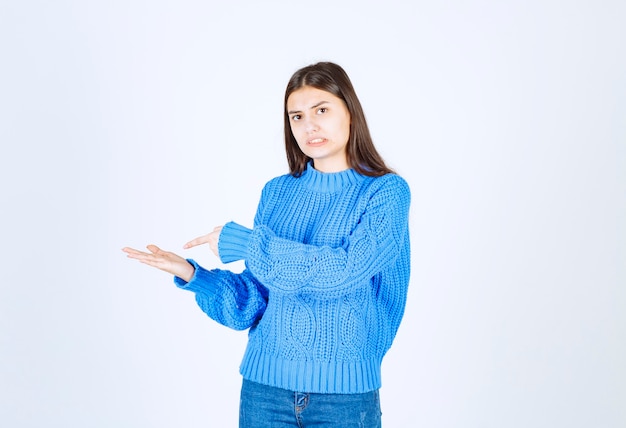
[239,379,382,428]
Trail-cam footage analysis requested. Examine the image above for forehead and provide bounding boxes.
[286,86,343,109]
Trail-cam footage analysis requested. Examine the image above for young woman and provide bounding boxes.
[123,62,411,428]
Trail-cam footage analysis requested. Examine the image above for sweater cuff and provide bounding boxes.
[218,221,252,263]
[174,259,217,294]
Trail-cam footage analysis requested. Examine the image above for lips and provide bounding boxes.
[307,138,327,146]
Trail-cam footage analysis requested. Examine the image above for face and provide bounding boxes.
[287,86,351,173]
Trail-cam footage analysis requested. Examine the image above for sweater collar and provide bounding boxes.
[299,162,364,192]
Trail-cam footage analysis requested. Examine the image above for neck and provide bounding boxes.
[311,159,349,173]
[300,163,363,192]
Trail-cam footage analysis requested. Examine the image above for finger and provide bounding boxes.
[146,244,162,254]
[122,247,150,257]
[124,249,154,262]
[183,234,210,249]
[123,246,166,264]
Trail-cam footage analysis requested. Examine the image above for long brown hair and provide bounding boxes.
[284,62,394,177]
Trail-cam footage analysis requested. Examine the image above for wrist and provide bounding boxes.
[180,261,195,283]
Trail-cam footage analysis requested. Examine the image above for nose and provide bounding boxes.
[303,116,318,134]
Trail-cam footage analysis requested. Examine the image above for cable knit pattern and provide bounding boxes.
[175,163,411,393]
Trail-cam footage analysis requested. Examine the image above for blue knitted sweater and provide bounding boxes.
[174,164,411,393]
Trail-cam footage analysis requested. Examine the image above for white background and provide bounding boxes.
[1,1,624,427]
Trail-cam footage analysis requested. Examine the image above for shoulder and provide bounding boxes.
[268,171,295,183]
[366,173,411,201]
[261,172,296,193]
[265,171,292,184]
[377,173,410,192]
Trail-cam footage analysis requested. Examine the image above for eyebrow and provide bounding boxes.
[287,100,329,115]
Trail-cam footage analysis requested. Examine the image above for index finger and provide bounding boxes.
[183,234,210,249]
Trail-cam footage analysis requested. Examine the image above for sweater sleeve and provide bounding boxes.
[218,221,252,263]
[174,259,268,331]
[219,175,411,298]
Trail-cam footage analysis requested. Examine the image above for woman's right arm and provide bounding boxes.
[174,260,268,331]
[122,245,268,331]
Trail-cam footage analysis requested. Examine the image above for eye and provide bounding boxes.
[291,114,301,121]
[317,107,327,114]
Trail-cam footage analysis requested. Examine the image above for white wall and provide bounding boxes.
[1,1,624,427]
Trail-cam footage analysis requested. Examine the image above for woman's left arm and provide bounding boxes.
[221,175,411,297]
